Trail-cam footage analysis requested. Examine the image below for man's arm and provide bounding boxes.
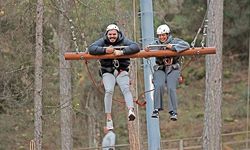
[122,39,140,55]
[88,38,107,55]
[171,38,190,52]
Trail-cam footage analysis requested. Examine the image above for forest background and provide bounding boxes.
[0,0,249,149]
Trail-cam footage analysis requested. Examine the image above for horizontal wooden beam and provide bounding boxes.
[64,47,216,60]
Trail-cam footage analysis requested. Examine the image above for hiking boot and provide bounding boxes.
[169,111,178,121]
[128,109,136,121]
[106,120,114,130]
[151,109,159,118]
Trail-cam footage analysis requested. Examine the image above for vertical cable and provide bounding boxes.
[133,0,137,41]
[246,36,250,149]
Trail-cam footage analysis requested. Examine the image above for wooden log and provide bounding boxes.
[64,47,216,60]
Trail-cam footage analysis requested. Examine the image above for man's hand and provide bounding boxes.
[113,50,124,56]
[166,44,173,49]
[105,46,115,54]
[144,46,151,52]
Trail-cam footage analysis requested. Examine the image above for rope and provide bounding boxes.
[180,54,202,74]
[135,89,154,106]
[83,60,104,95]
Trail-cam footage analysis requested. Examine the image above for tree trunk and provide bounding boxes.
[114,1,141,149]
[58,1,73,150]
[203,0,223,149]
[128,59,141,150]
[34,0,44,149]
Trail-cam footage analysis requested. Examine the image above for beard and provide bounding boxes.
[109,38,117,43]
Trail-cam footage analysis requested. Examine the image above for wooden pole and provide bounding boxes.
[64,47,216,60]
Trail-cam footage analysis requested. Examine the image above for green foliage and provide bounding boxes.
[231,83,249,118]
[223,0,250,58]
[223,69,233,79]
[0,0,35,115]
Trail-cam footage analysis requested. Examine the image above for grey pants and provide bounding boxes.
[102,70,134,113]
[153,67,180,113]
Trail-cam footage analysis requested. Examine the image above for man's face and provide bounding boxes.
[103,126,109,134]
[158,33,168,43]
[107,29,118,43]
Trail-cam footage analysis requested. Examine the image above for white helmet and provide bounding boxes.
[156,24,170,34]
[106,24,119,32]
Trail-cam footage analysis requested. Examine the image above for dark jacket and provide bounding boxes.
[88,31,140,71]
[152,35,190,65]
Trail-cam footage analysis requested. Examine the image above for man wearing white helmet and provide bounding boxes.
[88,24,140,128]
[146,24,190,121]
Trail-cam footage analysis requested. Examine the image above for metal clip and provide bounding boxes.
[113,59,119,68]
[69,19,79,53]
[201,19,208,48]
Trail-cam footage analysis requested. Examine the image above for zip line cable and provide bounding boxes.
[191,0,211,48]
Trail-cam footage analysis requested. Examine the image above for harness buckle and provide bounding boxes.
[113,59,119,68]
[163,58,173,66]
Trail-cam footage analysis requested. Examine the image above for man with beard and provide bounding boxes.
[88,24,140,129]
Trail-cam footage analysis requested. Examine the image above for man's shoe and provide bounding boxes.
[128,109,136,121]
[169,111,178,121]
[106,120,114,130]
[151,110,159,118]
